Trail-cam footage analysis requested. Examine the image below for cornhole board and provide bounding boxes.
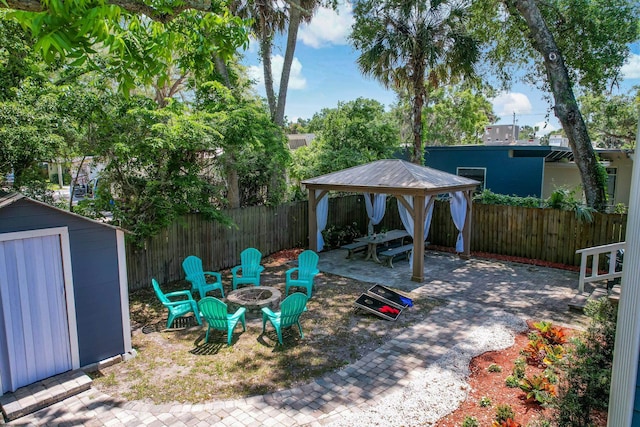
[366,284,412,310]
[354,293,402,321]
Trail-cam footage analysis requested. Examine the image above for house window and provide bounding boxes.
[606,167,617,204]
[457,167,486,193]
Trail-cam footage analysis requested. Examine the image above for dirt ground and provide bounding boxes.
[91,249,442,404]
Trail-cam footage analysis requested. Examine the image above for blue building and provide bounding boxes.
[423,144,634,209]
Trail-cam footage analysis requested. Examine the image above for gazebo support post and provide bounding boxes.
[412,195,426,282]
[460,190,473,259]
[308,189,317,251]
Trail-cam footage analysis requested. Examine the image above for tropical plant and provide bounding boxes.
[532,321,567,345]
[554,298,617,426]
[519,374,556,405]
[492,419,521,427]
[350,0,479,164]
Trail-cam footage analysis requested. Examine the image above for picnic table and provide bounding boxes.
[354,230,411,264]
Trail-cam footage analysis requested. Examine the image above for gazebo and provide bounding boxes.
[302,159,479,282]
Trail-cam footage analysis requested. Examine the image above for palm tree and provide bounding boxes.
[231,0,318,126]
[350,0,479,164]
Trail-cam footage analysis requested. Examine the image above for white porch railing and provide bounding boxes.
[576,241,626,293]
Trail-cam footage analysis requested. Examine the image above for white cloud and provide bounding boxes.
[621,53,640,79]
[247,55,307,91]
[491,92,533,117]
[299,2,354,48]
[533,121,558,137]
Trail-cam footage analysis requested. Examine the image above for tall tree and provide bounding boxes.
[290,97,400,180]
[470,0,639,210]
[350,0,479,164]
[233,0,320,126]
[579,88,639,149]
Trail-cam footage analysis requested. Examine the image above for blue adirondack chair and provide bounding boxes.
[261,293,308,345]
[198,297,246,346]
[231,248,265,290]
[285,250,320,298]
[152,279,202,329]
[182,255,225,298]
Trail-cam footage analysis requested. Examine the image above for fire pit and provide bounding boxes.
[226,286,281,317]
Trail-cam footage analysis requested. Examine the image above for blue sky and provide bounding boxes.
[243,2,640,136]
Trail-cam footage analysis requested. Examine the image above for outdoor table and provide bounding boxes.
[354,229,410,263]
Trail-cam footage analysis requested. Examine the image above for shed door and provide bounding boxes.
[0,233,73,394]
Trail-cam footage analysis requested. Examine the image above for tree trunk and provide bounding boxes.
[226,153,240,208]
[260,35,277,121]
[508,0,607,210]
[410,67,426,164]
[274,0,302,126]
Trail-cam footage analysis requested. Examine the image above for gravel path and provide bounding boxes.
[327,311,528,427]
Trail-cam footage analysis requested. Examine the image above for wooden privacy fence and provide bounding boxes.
[429,201,627,266]
[126,195,627,290]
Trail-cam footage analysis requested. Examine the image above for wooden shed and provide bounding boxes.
[0,192,132,395]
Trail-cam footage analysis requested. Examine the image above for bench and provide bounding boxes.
[341,241,368,259]
[377,244,413,268]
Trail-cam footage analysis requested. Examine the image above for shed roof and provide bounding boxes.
[302,159,479,195]
[0,192,126,232]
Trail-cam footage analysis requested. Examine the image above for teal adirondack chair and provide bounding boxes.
[182,255,225,298]
[152,278,202,329]
[285,250,320,298]
[261,293,308,345]
[198,297,246,346]
[231,248,265,290]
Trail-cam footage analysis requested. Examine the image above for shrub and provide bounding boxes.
[494,404,516,423]
[488,363,502,373]
[513,357,526,379]
[321,222,360,249]
[462,416,479,427]
[554,298,617,426]
[473,189,542,208]
[505,375,520,388]
[479,396,492,407]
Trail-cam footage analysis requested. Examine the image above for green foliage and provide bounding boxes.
[544,187,596,223]
[513,357,526,379]
[579,89,639,149]
[422,85,496,146]
[473,190,542,208]
[519,374,555,405]
[6,3,250,93]
[479,396,492,407]
[462,416,480,427]
[554,298,617,427]
[494,404,516,424]
[487,363,502,373]
[291,98,399,181]
[321,222,361,249]
[92,97,232,240]
[469,0,639,95]
[526,418,551,427]
[505,375,520,388]
[350,0,480,163]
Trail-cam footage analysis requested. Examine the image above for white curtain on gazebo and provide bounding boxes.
[449,191,467,253]
[397,195,434,267]
[364,193,387,235]
[316,190,329,252]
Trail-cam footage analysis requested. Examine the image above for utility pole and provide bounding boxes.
[512,112,517,142]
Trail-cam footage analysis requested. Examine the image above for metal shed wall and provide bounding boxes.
[0,199,125,366]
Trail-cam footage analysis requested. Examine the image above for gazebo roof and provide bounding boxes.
[302,159,478,195]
